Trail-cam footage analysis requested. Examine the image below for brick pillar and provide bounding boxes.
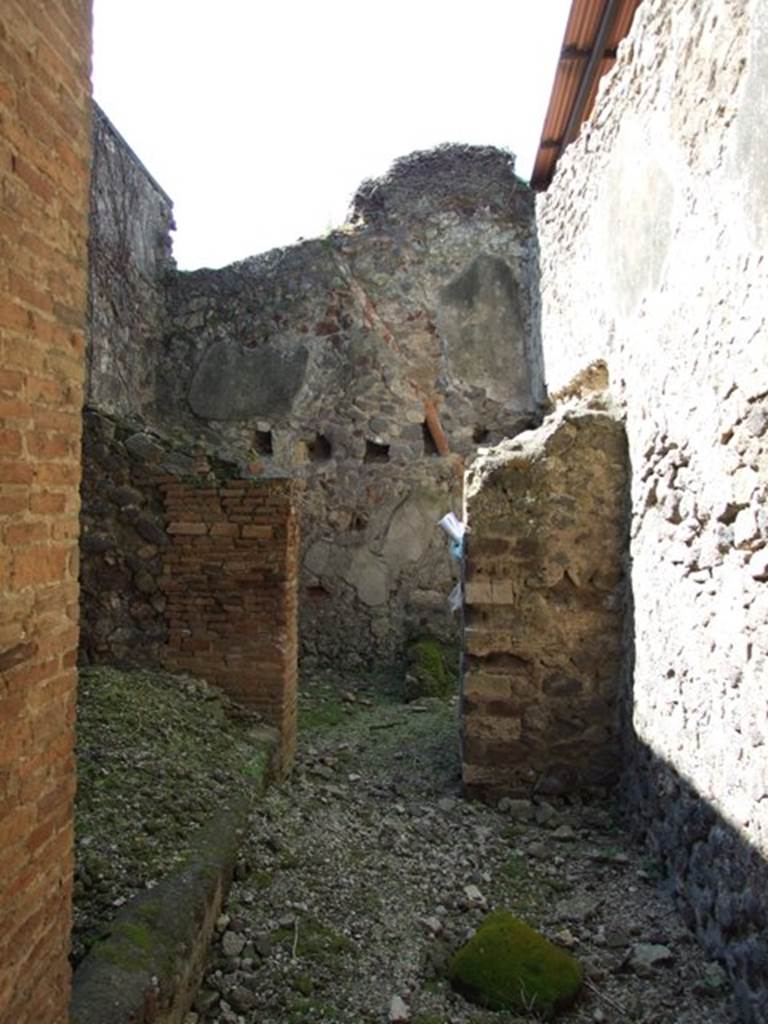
[461,405,628,802]
[161,478,300,775]
[0,4,92,1022]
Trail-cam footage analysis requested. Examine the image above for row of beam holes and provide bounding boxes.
[256,423,489,463]
[253,429,333,462]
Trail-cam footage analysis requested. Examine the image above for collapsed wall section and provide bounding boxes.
[153,146,543,666]
[538,0,768,1017]
[461,403,628,802]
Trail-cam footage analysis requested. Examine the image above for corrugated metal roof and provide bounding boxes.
[531,0,642,190]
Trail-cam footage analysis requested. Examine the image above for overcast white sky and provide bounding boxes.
[92,1,571,270]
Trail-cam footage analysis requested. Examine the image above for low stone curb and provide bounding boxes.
[70,742,273,1024]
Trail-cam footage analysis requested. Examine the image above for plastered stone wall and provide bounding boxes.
[461,401,628,803]
[0,3,92,1022]
[153,146,544,666]
[538,0,768,1017]
[87,104,174,418]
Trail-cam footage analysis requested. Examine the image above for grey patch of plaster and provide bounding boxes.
[438,254,530,405]
[340,548,389,607]
[603,120,674,317]
[188,340,309,421]
[736,0,768,249]
[381,490,442,570]
[304,540,333,578]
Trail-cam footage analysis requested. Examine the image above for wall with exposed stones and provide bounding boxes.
[0,3,92,1022]
[461,399,629,803]
[79,409,173,666]
[84,128,544,667]
[87,103,174,418]
[80,409,255,668]
[537,0,768,1018]
[85,142,543,667]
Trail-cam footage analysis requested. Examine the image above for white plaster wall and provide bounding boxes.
[538,0,768,1015]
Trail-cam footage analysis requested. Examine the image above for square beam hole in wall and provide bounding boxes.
[473,426,490,444]
[308,433,332,462]
[364,439,390,463]
[254,428,273,455]
[422,421,440,456]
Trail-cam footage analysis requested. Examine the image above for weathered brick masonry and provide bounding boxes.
[461,402,629,802]
[0,2,92,1022]
[161,479,300,774]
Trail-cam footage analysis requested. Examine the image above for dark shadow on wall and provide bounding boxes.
[527,214,547,416]
[618,556,768,1024]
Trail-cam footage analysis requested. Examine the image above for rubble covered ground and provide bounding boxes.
[72,666,269,966]
[74,666,738,1024]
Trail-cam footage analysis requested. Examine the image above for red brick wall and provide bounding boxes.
[161,479,300,775]
[0,3,92,1022]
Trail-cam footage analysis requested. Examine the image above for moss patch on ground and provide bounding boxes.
[73,666,268,965]
[273,915,356,966]
[404,636,458,701]
[448,910,583,1018]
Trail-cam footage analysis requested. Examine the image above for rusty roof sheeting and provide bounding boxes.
[531,0,642,190]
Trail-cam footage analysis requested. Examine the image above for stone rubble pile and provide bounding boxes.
[187,678,736,1024]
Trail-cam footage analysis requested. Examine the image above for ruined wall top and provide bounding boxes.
[349,144,527,226]
[87,104,175,418]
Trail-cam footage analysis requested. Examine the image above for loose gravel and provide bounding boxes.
[73,666,266,966]
[192,672,739,1024]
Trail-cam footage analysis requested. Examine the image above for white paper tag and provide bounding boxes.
[438,512,465,543]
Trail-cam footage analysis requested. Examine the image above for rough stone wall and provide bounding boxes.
[161,478,300,775]
[80,408,243,668]
[79,409,171,666]
[87,104,174,418]
[538,0,768,1017]
[0,3,92,1022]
[461,401,628,803]
[152,147,543,665]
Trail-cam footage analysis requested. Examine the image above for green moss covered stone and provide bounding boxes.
[448,910,582,1017]
[404,636,456,701]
